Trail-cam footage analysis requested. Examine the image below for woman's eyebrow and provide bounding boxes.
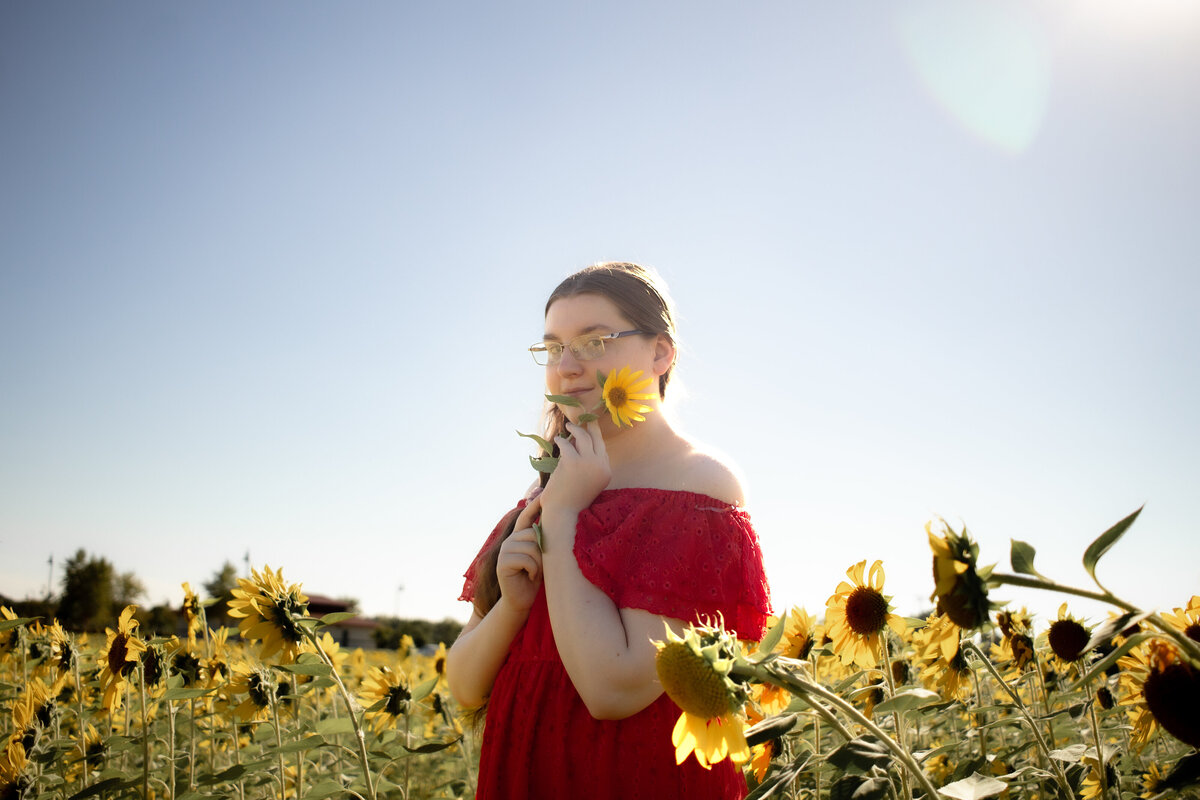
[541,323,612,341]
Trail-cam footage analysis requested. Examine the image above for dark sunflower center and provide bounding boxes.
[1143,660,1200,748]
[385,684,411,716]
[845,587,889,636]
[268,600,306,644]
[1048,619,1090,662]
[248,672,275,708]
[107,634,130,675]
[607,386,628,407]
[1185,623,1200,643]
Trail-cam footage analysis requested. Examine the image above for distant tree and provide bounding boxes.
[113,571,146,610]
[57,550,115,632]
[203,562,239,627]
[372,617,463,650]
[143,604,179,637]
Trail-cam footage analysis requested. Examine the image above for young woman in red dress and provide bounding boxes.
[447,262,771,799]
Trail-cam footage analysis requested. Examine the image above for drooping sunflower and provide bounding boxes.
[600,366,656,427]
[927,520,994,630]
[653,621,751,770]
[0,606,20,661]
[824,560,908,670]
[227,565,310,664]
[97,605,147,713]
[360,666,412,734]
[995,608,1037,673]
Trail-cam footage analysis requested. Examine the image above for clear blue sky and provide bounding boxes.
[2,2,1197,631]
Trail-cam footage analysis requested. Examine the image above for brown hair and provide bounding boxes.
[471,262,679,620]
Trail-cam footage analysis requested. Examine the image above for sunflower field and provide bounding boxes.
[3,507,1198,799]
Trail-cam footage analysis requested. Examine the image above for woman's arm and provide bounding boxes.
[445,508,545,708]
[539,502,687,719]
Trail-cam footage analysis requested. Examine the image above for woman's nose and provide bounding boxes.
[556,348,584,377]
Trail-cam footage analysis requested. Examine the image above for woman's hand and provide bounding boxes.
[540,418,611,517]
[495,498,544,613]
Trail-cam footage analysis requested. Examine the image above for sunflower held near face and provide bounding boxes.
[227,565,310,664]
[825,560,908,670]
[653,621,751,770]
[599,366,656,428]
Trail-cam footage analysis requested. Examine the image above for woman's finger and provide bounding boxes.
[514,496,542,530]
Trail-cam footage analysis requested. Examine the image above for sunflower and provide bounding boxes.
[600,366,656,427]
[1140,640,1200,749]
[1161,595,1200,644]
[97,605,147,714]
[1140,762,1165,799]
[1044,603,1091,666]
[927,520,993,630]
[654,622,750,770]
[0,606,19,660]
[780,607,817,661]
[0,736,31,798]
[227,664,280,722]
[227,565,310,664]
[181,582,204,642]
[825,560,908,670]
[360,666,412,734]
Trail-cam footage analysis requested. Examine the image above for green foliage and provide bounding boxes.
[372,616,463,650]
[56,549,115,632]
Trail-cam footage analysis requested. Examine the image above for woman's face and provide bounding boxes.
[542,293,662,424]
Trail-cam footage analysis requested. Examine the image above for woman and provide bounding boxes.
[447,262,771,798]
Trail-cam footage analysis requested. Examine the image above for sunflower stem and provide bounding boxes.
[303,629,378,800]
[880,634,910,800]
[1080,665,1111,800]
[270,690,286,800]
[735,661,941,799]
[138,663,150,800]
[961,640,1074,800]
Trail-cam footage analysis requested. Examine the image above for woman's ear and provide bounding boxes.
[652,334,676,377]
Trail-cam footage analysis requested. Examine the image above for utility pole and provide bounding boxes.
[46,554,54,600]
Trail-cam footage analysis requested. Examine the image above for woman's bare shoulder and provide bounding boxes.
[678,445,746,507]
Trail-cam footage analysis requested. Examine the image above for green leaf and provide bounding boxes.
[516,430,555,455]
[578,412,598,423]
[401,736,463,754]
[745,713,797,746]
[533,522,544,553]
[825,736,892,775]
[544,393,582,407]
[1082,505,1143,589]
[0,616,39,633]
[937,773,1009,800]
[273,735,326,754]
[275,661,332,677]
[1009,539,1043,578]
[829,775,890,800]
[746,752,811,799]
[1082,610,1152,654]
[306,781,348,800]
[755,614,787,657]
[316,717,355,736]
[316,611,356,626]
[1067,630,1154,692]
[529,455,559,474]
[162,686,217,701]
[66,777,132,800]
[411,675,439,703]
[872,688,941,715]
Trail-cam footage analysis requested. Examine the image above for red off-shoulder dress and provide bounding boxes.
[459,488,772,800]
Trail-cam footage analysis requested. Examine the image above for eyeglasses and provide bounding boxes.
[528,330,646,366]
